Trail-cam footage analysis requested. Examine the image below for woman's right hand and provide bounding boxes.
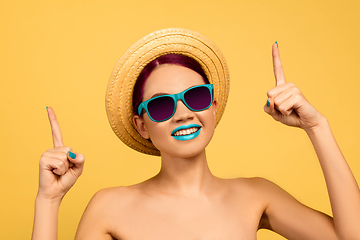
[37,107,85,202]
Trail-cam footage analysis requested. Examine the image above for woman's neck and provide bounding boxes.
[154,150,217,196]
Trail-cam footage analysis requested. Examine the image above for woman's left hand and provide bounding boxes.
[264,43,324,132]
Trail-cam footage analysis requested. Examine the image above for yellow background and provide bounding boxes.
[1,0,359,239]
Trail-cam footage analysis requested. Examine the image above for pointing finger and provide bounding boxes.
[47,107,64,148]
[272,42,286,86]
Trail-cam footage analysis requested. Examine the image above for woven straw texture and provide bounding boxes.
[106,28,230,156]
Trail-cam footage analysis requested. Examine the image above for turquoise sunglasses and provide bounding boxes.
[138,84,214,122]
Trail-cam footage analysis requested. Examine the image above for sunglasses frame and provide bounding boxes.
[137,84,214,122]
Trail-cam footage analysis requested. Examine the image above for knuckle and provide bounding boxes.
[39,158,46,166]
[39,153,51,165]
[43,149,53,154]
[278,105,287,114]
[295,94,302,102]
[288,82,296,87]
[290,84,298,91]
[294,87,301,95]
[65,146,73,152]
[283,110,291,116]
[281,111,289,116]
[273,98,280,106]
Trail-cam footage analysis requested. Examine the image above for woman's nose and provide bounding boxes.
[172,100,195,122]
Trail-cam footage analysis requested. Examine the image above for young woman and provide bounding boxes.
[32,29,360,240]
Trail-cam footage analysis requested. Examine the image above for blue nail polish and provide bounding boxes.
[267,99,270,107]
[68,151,76,159]
[46,106,48,109]
[275,41,278,48]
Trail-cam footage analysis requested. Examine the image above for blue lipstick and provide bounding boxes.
[171,124,201,141]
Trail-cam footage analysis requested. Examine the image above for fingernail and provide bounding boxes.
[275,41,278,48]
[267,99,270,107]
[68,151,76,159]
[46,106,48,109]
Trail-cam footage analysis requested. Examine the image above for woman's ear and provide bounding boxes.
[212,100,217,118]
[133,115,150,139]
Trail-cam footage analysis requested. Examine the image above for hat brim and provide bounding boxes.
[106,28,230,156]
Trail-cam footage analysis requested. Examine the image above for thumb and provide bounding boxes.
[67,151,85,177]
[264,98,281,122]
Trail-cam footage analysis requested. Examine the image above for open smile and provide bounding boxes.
[171,124,201,141]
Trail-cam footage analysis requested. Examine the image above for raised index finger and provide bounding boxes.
[272,42,286,86]
[47,107,64,148]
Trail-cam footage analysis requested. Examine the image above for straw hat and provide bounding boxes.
[106,28,230,156]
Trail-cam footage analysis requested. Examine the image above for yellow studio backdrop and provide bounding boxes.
[1,0,359,239]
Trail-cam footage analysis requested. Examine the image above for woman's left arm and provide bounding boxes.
[306,113,360,239]
[264,43,360,239]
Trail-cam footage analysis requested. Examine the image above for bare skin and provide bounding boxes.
[32,44,360,240]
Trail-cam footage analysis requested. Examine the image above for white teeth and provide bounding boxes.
[173,127,199,136]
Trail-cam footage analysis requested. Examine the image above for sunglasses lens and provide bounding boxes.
[147,96,175,121]
[184,86,212,111]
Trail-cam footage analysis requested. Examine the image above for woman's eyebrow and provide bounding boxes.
[151,92,168,98]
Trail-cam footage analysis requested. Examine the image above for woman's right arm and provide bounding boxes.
[31,107,85,240]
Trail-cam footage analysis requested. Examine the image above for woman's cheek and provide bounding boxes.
[146,123,170,149]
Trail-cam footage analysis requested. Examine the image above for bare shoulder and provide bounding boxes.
[90,185,138,204]
[222,176,280,195]
[75,186,140,240]
[238,177,304,204]
[220,177,293,213]
[242,177,284,194]
[234,176,277,186]
[226,177,301,210]
[85,185,145,218]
